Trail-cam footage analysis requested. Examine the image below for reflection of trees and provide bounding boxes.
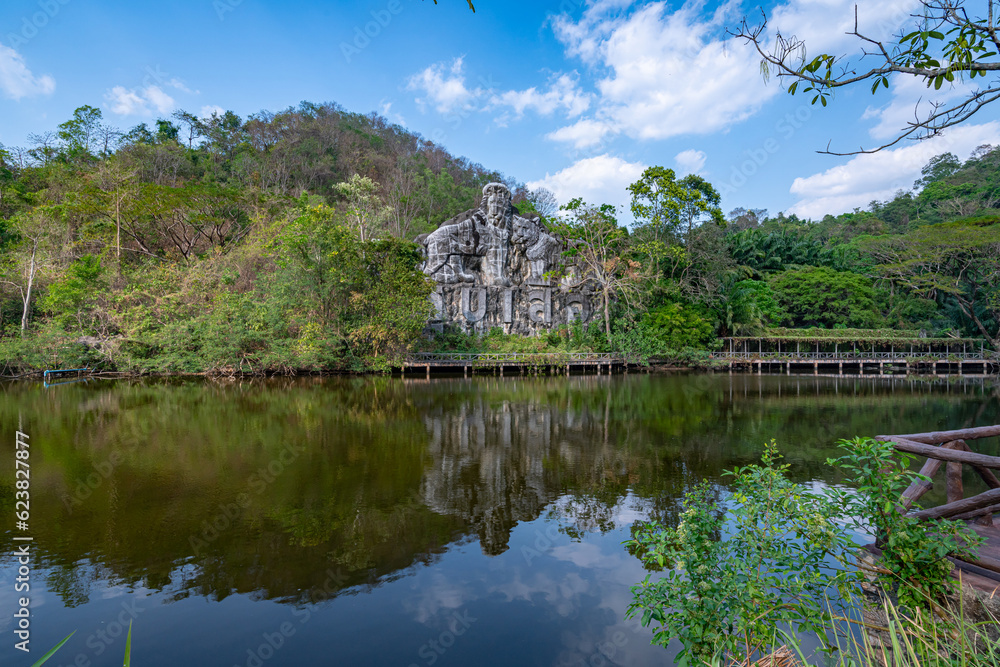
[0,374,996,608]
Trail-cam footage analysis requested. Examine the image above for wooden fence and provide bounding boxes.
[877,426,1000,587]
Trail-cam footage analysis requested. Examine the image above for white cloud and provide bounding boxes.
[144,85,175,113]
[861,75,976,143]
[105,86,146,115]
[769,0,921,57]
[545,118,615,149]
[526,154,646,213]
[379,100,406,126]
[674,148,707,175]
[787,122,1000,218]
[491,73,592,120]
[165,77,194,94]
[407,56,483,114]
[0,41,55,100]
[105,84,176,116]
[548,2,778,144]
[199,104,226,119]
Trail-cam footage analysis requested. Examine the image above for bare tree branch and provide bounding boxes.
[730,1,1000,154]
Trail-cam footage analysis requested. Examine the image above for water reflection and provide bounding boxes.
[0,374,997,665]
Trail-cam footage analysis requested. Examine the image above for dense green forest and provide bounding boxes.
[0,102,998,374]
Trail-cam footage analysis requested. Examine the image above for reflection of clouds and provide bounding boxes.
[403,572,470,624]
[491,569,590,617]
[550,542,614,570]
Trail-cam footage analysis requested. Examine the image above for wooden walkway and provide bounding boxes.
[877,426,1000,595]
[723,336,998,375]
[402,352,625,377]
[724,356,998,375]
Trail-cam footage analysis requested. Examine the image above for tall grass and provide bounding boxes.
[777,591,1000,667]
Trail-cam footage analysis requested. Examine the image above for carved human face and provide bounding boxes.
[483,184,511,225]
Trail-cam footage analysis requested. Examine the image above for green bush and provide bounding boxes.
[625,437,984,664]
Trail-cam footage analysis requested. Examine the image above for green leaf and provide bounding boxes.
[31,632,76,667]
[123,621,132,666]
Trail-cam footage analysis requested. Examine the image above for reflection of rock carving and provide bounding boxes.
[417,182,594,334]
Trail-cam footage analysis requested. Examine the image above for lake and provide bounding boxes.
[1,373,998,666]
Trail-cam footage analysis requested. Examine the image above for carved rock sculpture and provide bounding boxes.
[416,183,595,335]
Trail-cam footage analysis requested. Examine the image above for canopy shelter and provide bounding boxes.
[724,329,985,360]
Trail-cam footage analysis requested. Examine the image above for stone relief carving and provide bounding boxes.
[416,183,595,335]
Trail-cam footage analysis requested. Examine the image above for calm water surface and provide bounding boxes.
[1,373,999,666]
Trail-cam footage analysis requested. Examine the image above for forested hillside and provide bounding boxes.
[0,101,998,374]
[0,102,545,373]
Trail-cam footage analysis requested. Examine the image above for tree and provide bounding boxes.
[526,187,558,218]
[863,218,1000,347]
[333,174,392,244]
[0,209,61,332]
[42,255,106,334]
[628,166,685,243]
[57,105,103,160]
[172,110,205,149]
[93,157,139,268]
[676,174,724,238]
[122,123,155,146]
[914,152,961,188]
[0,144,14,212]
[734,2,1000,153]
[720,278,780,336]
[769,266,881,329]
[270,204,432,369]
[551,199,642,346]
[427,0,475,10]
[155,120,180,145]
[628,167,724,244]
[727,207,768,231]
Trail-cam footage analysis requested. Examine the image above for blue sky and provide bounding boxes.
[3,0,1000,221]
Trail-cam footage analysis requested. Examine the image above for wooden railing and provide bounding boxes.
[876,426,1000,578]
[405,352,618,366]
[725,351,988,360]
